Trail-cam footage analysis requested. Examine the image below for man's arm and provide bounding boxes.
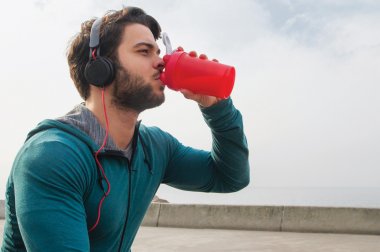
[163,97,250,192]
[13,140,91,251]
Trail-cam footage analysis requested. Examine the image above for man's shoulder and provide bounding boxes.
[138,124,180,152]
[13,124,95,181]
[139,124,174,141]
[16,122,95,172]
[25,119,97,152]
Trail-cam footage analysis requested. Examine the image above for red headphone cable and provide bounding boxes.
[89,87,111,232]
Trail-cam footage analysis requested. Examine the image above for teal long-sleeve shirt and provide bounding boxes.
[2,98,250,251]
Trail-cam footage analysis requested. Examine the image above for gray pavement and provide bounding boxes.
[132,226,380,252]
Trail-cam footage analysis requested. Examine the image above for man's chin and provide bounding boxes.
[155,93,165,107]
[153,84,165,98]
[145,91,165,110]
[153,78,165,91]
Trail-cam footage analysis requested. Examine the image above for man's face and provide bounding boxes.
[111,23,165,112]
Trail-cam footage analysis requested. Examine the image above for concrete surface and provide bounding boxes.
[0,220,3,244]
[142,203,380,235]
[132,226,380,252]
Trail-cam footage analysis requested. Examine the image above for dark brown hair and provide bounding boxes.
[67,7,161,100]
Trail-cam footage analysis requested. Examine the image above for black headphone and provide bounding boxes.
[84,18,115,87]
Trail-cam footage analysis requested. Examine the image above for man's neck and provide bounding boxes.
[85,91,139,150]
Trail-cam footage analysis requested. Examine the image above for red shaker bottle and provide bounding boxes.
[159,34,235,99]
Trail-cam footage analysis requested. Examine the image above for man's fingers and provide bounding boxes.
[180,89,195,99]
[180,89,203,102]
[199,54,208,60]
[188,51,198,57]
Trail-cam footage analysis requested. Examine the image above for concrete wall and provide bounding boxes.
[1,200,379,235]
[142,203,380,235]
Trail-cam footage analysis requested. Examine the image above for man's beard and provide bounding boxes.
[111,66,165,113]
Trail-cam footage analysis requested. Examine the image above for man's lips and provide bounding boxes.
[153,72,161,80]
[153,73,165,90]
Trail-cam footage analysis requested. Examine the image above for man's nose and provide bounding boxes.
[154,56,165,72]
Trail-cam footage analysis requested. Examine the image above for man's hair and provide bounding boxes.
[67,7,161,100]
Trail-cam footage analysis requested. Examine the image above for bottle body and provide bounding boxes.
[160,51,235,99]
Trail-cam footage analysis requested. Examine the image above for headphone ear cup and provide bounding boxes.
[85,57,114,87]
[103,57,115,85]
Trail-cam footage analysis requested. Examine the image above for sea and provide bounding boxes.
[156,186,380,208]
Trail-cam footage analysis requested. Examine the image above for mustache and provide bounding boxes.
[152,71,161,80]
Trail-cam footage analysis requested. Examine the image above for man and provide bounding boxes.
[2,7,250,251]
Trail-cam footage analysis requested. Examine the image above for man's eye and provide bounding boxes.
[139,49,149,55]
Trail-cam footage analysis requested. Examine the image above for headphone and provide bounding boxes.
[85,17,114,233]
[84,17,115,87]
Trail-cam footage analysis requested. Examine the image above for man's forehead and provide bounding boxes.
[133,41,158,48]
[122,24,157,46]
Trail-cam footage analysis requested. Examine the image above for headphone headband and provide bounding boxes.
[89,17,102,48]
[85,17,115,87]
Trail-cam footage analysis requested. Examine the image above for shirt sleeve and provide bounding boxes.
[12,139,92,251]
[163,98,250,192]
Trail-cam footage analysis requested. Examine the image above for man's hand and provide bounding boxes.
[177,47,223,108]
[180,89,221,108]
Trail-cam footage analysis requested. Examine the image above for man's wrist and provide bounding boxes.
[198,97,222,108]
[200,97,231,113]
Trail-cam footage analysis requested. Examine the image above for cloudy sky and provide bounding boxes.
[0,0,379,205]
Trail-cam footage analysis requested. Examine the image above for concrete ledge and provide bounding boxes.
[141,202,160,226]
[282,206,380,235]
[142,203,380,235]
[158,204,283,231]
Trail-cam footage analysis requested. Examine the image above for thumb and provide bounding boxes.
[179,89,195,99]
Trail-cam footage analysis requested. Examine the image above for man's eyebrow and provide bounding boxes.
[134,42,161,54]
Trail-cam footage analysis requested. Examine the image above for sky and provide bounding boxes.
[0,0,379,205]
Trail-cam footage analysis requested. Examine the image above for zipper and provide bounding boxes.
[117,122,141,251]
[117,159,132,252]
